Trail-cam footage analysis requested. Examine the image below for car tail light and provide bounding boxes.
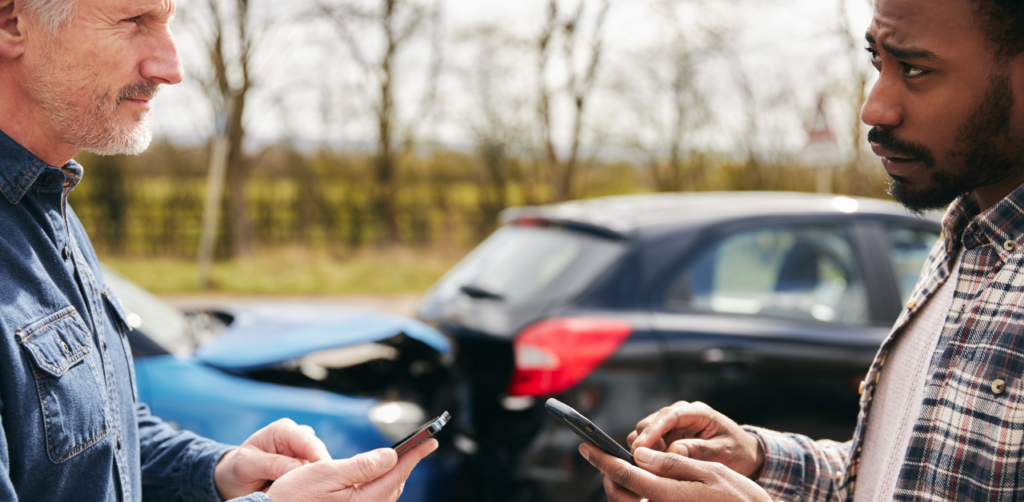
[507,318,632,397]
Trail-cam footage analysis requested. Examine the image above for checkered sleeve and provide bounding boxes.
[742,426,850,502]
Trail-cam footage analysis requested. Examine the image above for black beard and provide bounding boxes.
[882,68,1019,214]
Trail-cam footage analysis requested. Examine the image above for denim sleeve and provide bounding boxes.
[137,402,236,502]
[0,400,20,501]
[742,426,851,502]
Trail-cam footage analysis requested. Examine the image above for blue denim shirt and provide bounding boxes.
[0,130,269,502]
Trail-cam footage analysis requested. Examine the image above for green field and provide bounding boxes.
[101,246,462,295]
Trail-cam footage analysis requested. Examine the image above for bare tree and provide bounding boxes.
[190,0,267,264]
[614,17,719,192]
[537,0,611,202]
[453,24,540,232]
[315,0,441,244]
[835,0,877,195]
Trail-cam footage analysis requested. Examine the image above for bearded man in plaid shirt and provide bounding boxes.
[578,0,1024,501]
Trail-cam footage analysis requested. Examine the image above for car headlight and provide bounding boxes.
[369,401,427,442]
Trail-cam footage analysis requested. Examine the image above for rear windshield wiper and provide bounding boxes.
[460,285,505,301]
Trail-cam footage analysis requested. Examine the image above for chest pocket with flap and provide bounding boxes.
[18,307,109,463]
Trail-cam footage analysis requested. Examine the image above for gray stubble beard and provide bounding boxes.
[27,38,157,158]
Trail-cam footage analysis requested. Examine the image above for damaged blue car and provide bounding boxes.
[102,266,456,502]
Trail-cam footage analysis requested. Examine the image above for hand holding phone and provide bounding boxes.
[391,411,450,456]
[545,398,635,465]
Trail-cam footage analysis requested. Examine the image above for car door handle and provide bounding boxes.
[701,348,753,365]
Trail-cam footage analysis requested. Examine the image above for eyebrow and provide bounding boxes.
[865,33,940,61]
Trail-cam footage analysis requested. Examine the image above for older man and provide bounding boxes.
[0,0,435,501]
[580,0,1024,501]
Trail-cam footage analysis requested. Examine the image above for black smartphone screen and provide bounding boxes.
[545,398,635,465]
[391,411,450,456]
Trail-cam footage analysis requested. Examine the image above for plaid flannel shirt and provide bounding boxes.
[745,184,1024,502]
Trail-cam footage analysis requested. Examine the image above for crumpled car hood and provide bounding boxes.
[195,304,451,371]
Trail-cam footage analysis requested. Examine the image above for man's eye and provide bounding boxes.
[865,48,881,65]
[122,16,143,24]
[903,65,926,78]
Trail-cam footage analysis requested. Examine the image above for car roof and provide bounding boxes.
[501,191,941,237]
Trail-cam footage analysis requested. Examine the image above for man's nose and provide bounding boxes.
[861,73,902,129]
[140,27,184,85]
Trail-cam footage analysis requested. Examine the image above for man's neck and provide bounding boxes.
[0,73,77,166]
[972,167,1024,213]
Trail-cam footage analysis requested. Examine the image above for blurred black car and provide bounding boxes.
[416,192,941,502]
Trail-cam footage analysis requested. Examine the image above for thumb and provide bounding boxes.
[634,447,706,482]
[326,449,399,488]
[238,448,303,482]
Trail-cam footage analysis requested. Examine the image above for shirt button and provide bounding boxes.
[1005,240,1017,252]
[858,380,865,395]
[992,379,1007,395]
[835,471,842,484]
[906,299,917,310]
[61,246,70,260]
[42,174,59,187]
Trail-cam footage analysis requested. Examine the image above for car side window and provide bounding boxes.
[884,226,941,306]
[664,225,869,325]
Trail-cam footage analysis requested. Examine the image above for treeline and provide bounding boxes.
[68,143,890,258]
[156,0,882,261]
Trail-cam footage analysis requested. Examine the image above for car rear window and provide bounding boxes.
[420,225,626,307]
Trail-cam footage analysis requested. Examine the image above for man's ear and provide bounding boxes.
[0,0,26,60]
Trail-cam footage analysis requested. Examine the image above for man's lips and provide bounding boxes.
[871,141,922,177]
[122,96,153,108]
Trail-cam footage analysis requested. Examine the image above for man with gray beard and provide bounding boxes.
[0,0,436,501]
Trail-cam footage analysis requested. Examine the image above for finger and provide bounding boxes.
[580,444,696,501]
[317,448,400,488]
[633,402,713,451]
[356,439,439,500]
[633,438,666,453]
[602,473,644,502]
[633,407,668,436]
[668,438,723,462]
[295,431,332,462]
[272,421,332,462]
[235,448,303,482]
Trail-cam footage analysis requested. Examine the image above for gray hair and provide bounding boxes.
[22,0,77,35]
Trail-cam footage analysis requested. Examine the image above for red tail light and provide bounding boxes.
[507,318,633,397]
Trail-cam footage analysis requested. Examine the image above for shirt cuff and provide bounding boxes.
[228,493,273,502]
[183,440,236,502]
[742,426,795,501]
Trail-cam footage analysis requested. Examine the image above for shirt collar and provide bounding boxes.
[0,128,82,205]
[943,181,1024,260]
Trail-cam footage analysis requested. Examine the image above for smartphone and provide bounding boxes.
[545,398,635,465]
[391,411,450,456]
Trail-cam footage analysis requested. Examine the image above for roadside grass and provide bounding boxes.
[100,246,464,295]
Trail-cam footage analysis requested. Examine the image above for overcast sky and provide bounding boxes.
[147,0,876,160]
